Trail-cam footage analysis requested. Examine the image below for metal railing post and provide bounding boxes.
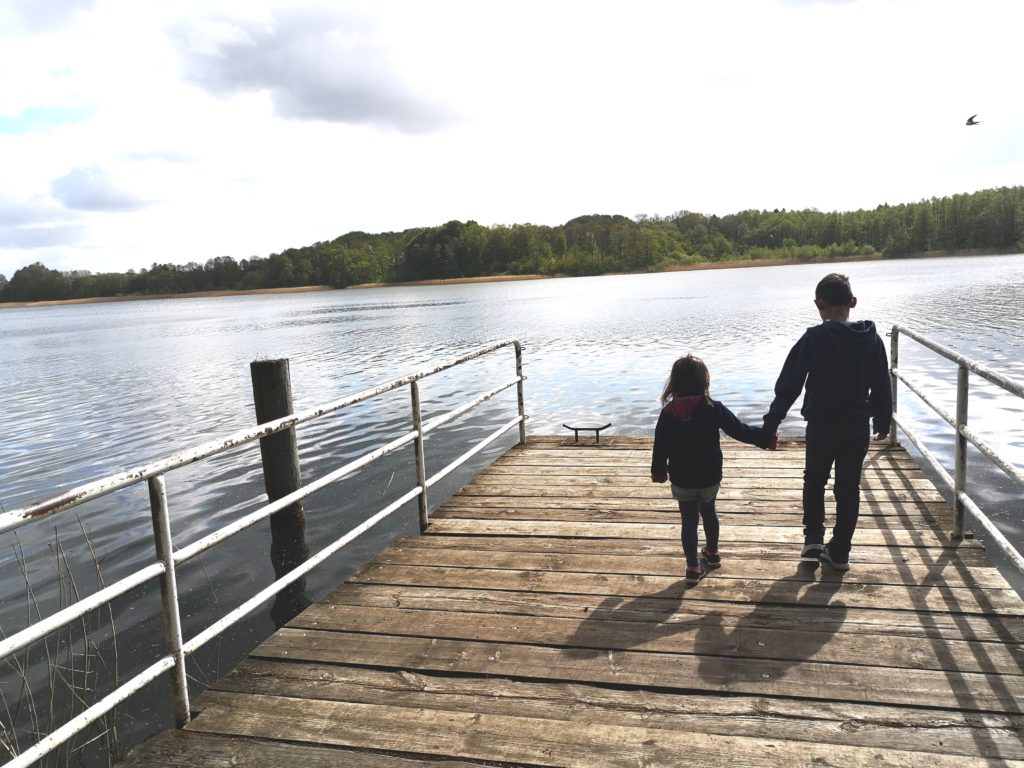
[410,380,429,532]
[147,474,190,727]
[888,326,899,446]
[515,341,527,445]
[953,364,969,538]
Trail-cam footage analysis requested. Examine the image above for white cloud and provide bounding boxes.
[51,166,155,212]
[171,6,458,134]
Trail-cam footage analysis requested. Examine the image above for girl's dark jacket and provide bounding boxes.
[651,396,771,488]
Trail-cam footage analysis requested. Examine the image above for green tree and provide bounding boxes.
[6,262,71,301]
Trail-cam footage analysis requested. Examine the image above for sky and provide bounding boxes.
[0,0,1020,277]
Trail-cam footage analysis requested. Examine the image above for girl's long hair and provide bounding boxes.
[661,354,713,406]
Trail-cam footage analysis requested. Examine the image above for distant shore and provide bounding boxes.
[0,285,335,309]
[345,253,889,288]
[3,249,1013,309]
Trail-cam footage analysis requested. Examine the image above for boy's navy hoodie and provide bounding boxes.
[652,396,770,488]
[763,319,892,435]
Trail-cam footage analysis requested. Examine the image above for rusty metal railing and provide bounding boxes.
[0,340,527,768]
[888,325,1024,574]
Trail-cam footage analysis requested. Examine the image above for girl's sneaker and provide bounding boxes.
[701,548,722,570]
[685,566,706,586]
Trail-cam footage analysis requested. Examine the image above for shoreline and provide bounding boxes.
[1,249,1015,308]
[0,284,335,310]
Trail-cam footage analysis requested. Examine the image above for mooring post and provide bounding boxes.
[410,380,429,532]
[250,359,310,623]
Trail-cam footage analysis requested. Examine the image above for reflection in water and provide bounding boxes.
[1,254,1023,761]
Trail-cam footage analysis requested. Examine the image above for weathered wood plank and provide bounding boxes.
[189,689,1024,766]
[454,484,948,501]
[251,629,1024,714]
[436,495,954,515]
[470,472,939,488]
[425,519,973,548]
[432,506,952,530]
[290,602,1024,675]
[389,532,994,566]
[348,563,1024,616]
[208,661,1024,760]
[325,582,1024,644]
[367,544,1012,589]
[118,730,477,767]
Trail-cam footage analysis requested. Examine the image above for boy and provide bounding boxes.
[761,273,892,570]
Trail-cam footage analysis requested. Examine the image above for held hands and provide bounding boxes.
[651,472,668,484]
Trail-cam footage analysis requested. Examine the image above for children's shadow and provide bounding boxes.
[560,561,849,686]
[561,580,698,660]
[694,560,848,684]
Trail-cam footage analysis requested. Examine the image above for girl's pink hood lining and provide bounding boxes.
[667,395,704,421]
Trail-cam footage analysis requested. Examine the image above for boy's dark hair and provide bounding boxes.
[661,354,713,406]
[815,273,854,306]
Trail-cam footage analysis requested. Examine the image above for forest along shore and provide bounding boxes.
[0,251,910,308]
[0,285,335,309]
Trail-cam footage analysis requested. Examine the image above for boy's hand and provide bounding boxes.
[651,472,668,484]
[768,433,779,451]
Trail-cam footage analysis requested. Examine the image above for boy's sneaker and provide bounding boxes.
[800,543,824,562]
[819,544,850,570]
[685,566,707,586]
[701,547,722,570]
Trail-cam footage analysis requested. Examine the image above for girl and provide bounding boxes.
[651,355,777,585]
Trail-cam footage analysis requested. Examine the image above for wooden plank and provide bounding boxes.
[425,519,972,548]
[188,689,1024,767]
[209,660,1024,760]
[436,495,954,515]
[250,629,1024,714]
[488,463,924,475]
[432,506,952,530]
[347,563,1024,616]
[289,602,1024,676]
[405,533,993,566]
[469,472,940,488]
[118,729,477,767]
[367,544,1013,589]
[326,582,1024,644]
[454,484,947,501]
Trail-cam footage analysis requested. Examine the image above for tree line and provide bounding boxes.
[2,186,1022,303]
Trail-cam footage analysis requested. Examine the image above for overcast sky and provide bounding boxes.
[0,0,1019,276]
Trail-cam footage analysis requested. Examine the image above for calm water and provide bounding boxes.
[2,254,1023,761]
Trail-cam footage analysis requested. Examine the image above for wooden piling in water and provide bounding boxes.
[250,359,310,623]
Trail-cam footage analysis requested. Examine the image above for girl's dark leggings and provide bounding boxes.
[678,499,719,569]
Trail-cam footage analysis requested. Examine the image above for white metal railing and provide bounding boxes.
[888,325,1024,574]
[0,340,527,768]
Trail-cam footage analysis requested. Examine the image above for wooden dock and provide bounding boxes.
[122,436,1024,767]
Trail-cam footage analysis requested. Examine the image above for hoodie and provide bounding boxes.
[763,319,892,435]
[651,396,771,488]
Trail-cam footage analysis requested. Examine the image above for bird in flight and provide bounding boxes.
[966,114,981,125]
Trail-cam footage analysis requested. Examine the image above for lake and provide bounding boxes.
[2,253,1023,762]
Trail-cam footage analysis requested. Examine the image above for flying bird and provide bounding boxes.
[966,114,981,125]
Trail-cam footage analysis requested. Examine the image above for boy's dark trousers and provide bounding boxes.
[803,422,871,559]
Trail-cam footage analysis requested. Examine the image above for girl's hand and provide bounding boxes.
[651,472,668,483]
